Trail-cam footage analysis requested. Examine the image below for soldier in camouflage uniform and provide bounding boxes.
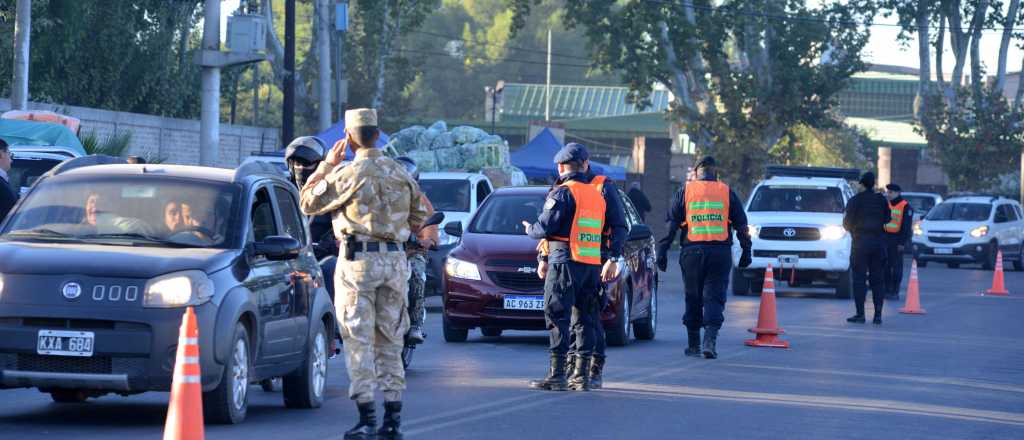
[300,108,429,440]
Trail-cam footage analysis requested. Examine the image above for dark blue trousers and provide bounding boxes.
[544,261,600,356]
[852,235,887,315]
[680,244,732,331]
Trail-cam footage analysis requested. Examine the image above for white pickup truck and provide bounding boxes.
[419,172,495,295]
[732,166,859,298]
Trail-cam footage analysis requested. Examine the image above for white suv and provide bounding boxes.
[913,195,1024,270]
[732,167,858,298]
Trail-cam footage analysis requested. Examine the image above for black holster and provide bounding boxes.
[342,235,357,261]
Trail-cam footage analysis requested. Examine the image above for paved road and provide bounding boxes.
[1,257,1023,439]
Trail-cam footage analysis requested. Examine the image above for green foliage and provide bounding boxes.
[772,123,873,171]
[80,130,133,157]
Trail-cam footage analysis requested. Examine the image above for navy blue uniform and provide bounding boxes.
[884,197,913,299]
[657,178,752,332]
[527,171,627,357]
[844,189,890,316]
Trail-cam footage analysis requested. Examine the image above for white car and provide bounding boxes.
[10,147,82,196]
[913,195,1024,270]
[419,172,495,295]
[732,167,858,298]
[902,191,943,224]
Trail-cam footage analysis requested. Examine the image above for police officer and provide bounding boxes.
[656,156,752,359]
[395,156,438,344]
[524,143,627,392]
[883,183,913,300]
[300,109,429,440]
[843,172,890,325]
[285,136,339,296]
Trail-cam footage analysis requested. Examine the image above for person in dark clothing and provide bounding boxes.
[525,143,628,392]
[656,156,752,359]
[843,172,890,325]
[883,183,914,300]
[627,181,652,222]
[0,139,18,221]
[284,136,338,298]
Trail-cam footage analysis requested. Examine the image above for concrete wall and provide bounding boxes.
[0,99,280,168]
[632,136,673,240]
[876,145,948,194]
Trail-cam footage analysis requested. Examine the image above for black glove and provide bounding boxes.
[738,249,752,268]
[656,252,668,272]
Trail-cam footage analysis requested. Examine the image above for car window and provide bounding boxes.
[995,205,1014,223]
[1006,205,1020,221]
[618,188,641,227]
[926,202,992,221]
[420,179,471,212]
[250,188,277,242]
[748,186,845,213]
[1015,205,1024,220]
[9,157,63,194]
[469,194,546,235]
[273,186,307,245]
[476,181,491,207]
[904,195,937,216]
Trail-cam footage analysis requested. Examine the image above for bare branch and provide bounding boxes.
[968,0,991,94]
[656,20,697,116]
[996,0,1020,90]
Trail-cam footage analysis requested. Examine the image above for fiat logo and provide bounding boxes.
[783,228,797,238]
[62,282,83,300]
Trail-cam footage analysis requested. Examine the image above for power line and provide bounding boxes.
[394,47,595,69]
[410,29,594,61]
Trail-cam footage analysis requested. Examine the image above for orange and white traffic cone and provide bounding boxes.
[899,260,926,314]
[984,250,1010,296]
[164,307,204,440]
[745,265,789,348]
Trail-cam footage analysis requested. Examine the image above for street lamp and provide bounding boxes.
[489,80,505,135]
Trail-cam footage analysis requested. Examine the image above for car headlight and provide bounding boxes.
[0,273,5,300]
[747,225,760,238]
[144,270,214,308]
[913,222,923,236]
[820,225,847,240]
[445,257,481,281]
[438,230,460,246]
[969,225,989,238]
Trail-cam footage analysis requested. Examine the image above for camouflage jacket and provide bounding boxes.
[300,148,429,243]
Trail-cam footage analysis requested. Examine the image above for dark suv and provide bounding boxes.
[0,157,335,424]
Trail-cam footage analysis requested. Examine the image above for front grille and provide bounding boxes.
[0,353,15,370]
[754,250,827,259]
[486,259,538,268]
[18,354,112,374]
[22,318,116,330]
[488,272,545,292]
[759,227,820,241]
[928,236,961,244]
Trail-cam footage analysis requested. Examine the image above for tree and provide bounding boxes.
[509,0,877,193]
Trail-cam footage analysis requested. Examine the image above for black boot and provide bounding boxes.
[685,330,702,357]
[702,327,718,359]
[589,356,605,389]
[846,314,866,323]
[873,310,883,325]
[567,356,592,391]
[564,353,577,379]
[344,401,377,440]
[528,354,568,391]
[378,401,403,440]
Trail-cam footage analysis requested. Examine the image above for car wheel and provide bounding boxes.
[481,328,503,338]
[947,263,960,269]
[50,389,88,403]
[260,377,281,392]
[982,242,998,270]
[731,269,750,296]
[283,319,327,409]
[606,285,632,347]
[442,314,468,343]
[204,323,250,424]
[835,270,852,299]
[633,280,657,341]
[1014,245,1024,271]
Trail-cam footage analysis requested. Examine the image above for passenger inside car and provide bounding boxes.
[163,200,183,234]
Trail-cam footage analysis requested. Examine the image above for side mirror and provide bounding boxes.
[628,223,652,241]
[424,212,445,228]
[443,221,463,237]
[251,235,302,261]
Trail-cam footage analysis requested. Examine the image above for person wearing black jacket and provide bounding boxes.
[627,182,652,222]
[883,184,914,300]
[656,156,752,359]
[0,139,18,221]
[843,172,891,325]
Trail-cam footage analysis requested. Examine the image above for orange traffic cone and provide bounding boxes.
[745,265,789,348]
[164,307,204,440]
[984,250,1010,296]
[899,260,926,314]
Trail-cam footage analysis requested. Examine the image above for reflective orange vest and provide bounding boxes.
[540,176,608,262]
[682,180,730,242]
[547,177,607,265]
[885,199,909,234]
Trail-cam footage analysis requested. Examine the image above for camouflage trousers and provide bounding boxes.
[408,254,428,328]
[335,250,410,403]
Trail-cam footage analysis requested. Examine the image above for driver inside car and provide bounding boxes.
[80,191,147,234]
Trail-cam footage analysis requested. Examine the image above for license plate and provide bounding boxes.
[777,255,799,265]
[37,330,95,357]
[503,295,544,311]
[935,248,953,255]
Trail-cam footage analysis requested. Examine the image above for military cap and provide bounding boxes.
[345,108,377,128]
[554,142,590,164]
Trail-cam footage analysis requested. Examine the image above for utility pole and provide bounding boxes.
[317,0,332,131]
[11,0,31,110]
[335,1,348,119]
[283,0,296,142]
[199,0,221,167]
[545,28,552,122]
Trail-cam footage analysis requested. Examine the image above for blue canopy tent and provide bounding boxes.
[317,120,390,160]
[510,128,627,181]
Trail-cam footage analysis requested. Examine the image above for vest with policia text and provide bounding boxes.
[540,176,608,261]
[682,180,730,242]
[549,177,607,265]
[884,199,909,234]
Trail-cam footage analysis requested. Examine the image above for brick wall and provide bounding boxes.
[0,99,280,168]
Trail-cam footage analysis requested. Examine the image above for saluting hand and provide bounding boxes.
[326,137,348,166]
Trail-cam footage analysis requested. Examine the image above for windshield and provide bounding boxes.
[748,186,845,213]
[10,157,63,196]
[926,202,991,222]
[904,195,937,215]
[469,194,545,235]
[421,179,471,212]
[1,175,241,248]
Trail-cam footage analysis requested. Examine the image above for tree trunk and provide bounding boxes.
[915,1,933,123]
[935,13,946,89]
[251,64,261,126]
[1015,56,1024,109]
[371,1,393,110]
[968,0,990,97]
[262,0,311,106]
[656,20,697,115]
[316,0,332,130]
[996,0,1020,91]
[947,0,968,90]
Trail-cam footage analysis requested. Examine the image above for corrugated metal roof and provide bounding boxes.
[500,83,672,120]
[846,117,927,147]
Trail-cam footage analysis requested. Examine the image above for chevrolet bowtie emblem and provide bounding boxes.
[517,267,537,274]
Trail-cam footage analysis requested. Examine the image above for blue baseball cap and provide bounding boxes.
[554,142,590,164]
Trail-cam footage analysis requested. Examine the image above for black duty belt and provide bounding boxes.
[355,241,404,252]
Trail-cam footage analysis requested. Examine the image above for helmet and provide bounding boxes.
[395,156,419,181]
[284,136,326,164]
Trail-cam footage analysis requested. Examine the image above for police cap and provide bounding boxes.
[885,183,902,192]
[695,156,717,169]
[554,142,590,164]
